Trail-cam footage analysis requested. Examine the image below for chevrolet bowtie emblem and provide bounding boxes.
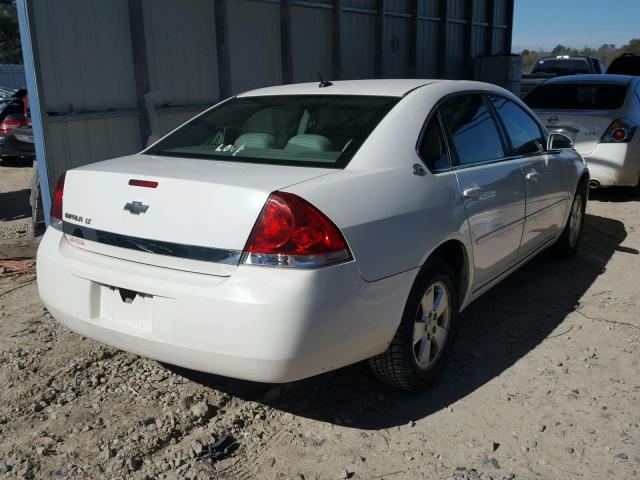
[124,201,149,215]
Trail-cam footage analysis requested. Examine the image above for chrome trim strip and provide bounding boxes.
[525,196,570,221]
[62,222,242,265]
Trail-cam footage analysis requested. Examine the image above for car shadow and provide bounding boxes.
[169,213,627,429]
[0,189,31,222]
[589,186,640,202]
[0,157,34,168]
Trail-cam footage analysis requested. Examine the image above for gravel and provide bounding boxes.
[1,165,639,479]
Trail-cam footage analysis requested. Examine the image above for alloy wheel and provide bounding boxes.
[569,194,584,247]
[412,281,451,370]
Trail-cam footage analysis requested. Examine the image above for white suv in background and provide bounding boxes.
[525,74,640,188]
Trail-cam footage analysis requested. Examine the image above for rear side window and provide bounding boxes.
[525,83,628,110]
[439,94,505,166]
[145,95,398,168]
[489,96,545,155]
[418,114,449,171]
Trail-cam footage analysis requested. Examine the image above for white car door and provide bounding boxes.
[439,94,526,291]
[488,95,570,253]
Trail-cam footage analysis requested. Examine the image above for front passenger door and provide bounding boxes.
[439,94,526,291]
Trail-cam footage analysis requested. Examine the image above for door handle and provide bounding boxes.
[526,172,540,182]
[462,186,482,198]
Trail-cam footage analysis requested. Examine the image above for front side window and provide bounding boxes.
[439,94,505,166]
[418,113,450,171]
[489,96,545,155]
[145,95,398,168]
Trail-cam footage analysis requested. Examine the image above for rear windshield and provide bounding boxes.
[145,95,398,168]
[524,83,628,110]
[531,59,590,75]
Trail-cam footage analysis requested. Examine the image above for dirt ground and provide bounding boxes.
[0,158,32,239]
[0,159,638,480]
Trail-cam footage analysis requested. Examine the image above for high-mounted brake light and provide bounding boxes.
[50,173,66,230]
[601,118,636,143]
[129,179,158,188]
[242,192,351,268]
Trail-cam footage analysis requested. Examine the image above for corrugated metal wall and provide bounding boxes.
[0,65,26,89]
[22,0,514,203]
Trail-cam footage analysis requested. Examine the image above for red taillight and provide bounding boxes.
[243,192,351,268]
[601,118,635,143]
[129,179,158,188]
[610,127,628,142]
[0,118,24,135]
[50,173,66,229]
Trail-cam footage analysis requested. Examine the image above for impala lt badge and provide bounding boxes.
[124,201,149,215]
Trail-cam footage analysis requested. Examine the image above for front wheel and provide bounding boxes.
[368,259,459,391]
[553,184,587,258]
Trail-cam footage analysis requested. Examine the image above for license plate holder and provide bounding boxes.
[100,285,152,331]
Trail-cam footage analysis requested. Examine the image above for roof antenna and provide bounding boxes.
[318,72,333,88]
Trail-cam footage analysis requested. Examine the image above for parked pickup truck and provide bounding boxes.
[521,55,606,98]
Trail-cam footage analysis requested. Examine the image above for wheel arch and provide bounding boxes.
[423,239,471,309]
[577,169,590,192]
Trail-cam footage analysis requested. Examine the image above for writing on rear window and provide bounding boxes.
[214,143,246,156]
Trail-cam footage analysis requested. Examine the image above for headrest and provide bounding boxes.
[234,132,277,149]
[285,134,332,152]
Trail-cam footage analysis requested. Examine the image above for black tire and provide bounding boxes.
[368,258,459,391]
[553,181,587,258]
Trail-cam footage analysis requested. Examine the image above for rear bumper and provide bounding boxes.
[37,228,414,382]
[584,143,640,187]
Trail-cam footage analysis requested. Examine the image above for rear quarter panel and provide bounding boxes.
[285,82,483,287]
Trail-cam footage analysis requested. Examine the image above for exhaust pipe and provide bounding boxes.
[589,180,601,189]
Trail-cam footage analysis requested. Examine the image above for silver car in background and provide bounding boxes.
[525,74,640,188]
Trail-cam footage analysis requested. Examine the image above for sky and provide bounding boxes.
[512,0,640,52]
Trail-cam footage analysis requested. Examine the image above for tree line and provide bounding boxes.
[0,0,22,64]
[520,39,640,73]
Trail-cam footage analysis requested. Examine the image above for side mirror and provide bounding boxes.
[547,133,574,150]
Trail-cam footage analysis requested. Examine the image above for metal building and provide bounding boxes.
[0,65,26,89]
[16,0,515,224]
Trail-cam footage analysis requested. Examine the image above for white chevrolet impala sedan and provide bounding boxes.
[37,80,589,391]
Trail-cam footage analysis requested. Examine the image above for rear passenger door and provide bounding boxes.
[439,94,526,291]
[488,95,570,254]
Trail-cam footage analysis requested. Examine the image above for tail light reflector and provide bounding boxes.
[601,118,636,143]
[242,192,351,268]
[50,173,66,230]
[0,118,24,135]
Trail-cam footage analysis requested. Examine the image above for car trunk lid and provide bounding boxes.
[535,110,616,156]
[61,154,334,276]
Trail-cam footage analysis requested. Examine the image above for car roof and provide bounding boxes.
[541,74,635,85]
[237,79,448,98]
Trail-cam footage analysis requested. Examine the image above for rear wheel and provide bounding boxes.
[553,183,587,258]
[368,259,459,391]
